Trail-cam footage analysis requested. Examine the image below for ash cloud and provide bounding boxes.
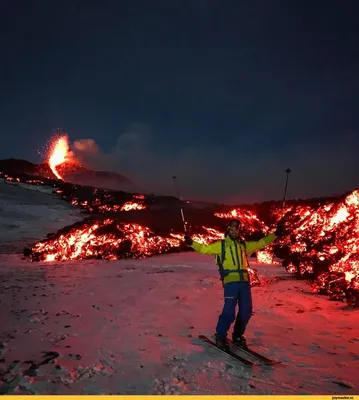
[72,122,238,202]
[72,123,359,204]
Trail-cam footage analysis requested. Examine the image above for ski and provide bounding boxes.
[231,343,280,365]
[198,335,253,366]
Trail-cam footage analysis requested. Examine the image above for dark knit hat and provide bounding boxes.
[227,219,241,228]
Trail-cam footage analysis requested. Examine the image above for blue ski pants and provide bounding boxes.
[216,281,253,339]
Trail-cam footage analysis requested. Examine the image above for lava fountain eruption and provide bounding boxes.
[48,134,71,180]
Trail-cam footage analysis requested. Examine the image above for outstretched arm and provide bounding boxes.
[191,240,222,255]
[244,221,285,254]
[244,233,276,254]
[184,233,222,255]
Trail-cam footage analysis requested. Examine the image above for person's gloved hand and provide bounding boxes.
[184,234,193,246]
[274,221,286,237]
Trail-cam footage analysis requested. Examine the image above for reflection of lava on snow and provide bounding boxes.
[48,134,72,180]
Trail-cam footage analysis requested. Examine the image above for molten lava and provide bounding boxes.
[30,219,182,262]
[48,135,71,180]
[214,208,268,234]
[120,201,146,211]
[68,195,147,213]
[170,226,224,244]
[257,250,278,264]
[4,157,358,307]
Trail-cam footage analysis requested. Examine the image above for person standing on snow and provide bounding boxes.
[184,218,284,351]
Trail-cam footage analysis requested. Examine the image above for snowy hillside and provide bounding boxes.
[0,183,358,394]
[0,180,84,253]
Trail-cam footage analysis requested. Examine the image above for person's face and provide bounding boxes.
[228,221,240,239]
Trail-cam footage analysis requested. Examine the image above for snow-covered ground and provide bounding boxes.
[0,183,358,394]
[0,180,84,253]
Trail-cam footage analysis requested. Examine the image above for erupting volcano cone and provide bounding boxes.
[48,135,72,180]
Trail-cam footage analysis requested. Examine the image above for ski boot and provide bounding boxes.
[215,334,230,351]
[232,334,248,349]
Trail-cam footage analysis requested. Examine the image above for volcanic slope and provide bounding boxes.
[0,180,84,253]
[0,184,358,395]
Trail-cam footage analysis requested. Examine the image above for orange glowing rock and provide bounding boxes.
[257,250,276,264]
[48,135,71,180]
[120,201,146,211]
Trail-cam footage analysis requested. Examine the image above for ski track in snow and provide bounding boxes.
[0,182,359,394]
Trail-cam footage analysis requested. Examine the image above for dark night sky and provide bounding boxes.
[1,0,359,203]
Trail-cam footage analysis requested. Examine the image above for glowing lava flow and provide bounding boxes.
[31,220,182,262]
[48,135,71,180]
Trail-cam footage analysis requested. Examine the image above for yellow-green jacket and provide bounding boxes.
[191,233,276,284]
